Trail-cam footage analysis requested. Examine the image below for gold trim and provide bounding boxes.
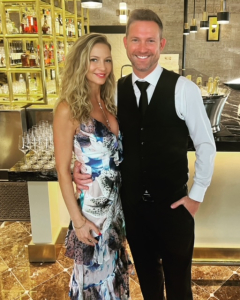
[193,247,240,265]
[28,227,68,262]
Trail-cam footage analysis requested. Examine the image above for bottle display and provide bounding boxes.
[0,0,90,105]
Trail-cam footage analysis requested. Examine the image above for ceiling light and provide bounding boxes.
[217,0,230,24]
[183,23,190,35]
[200,0,209,29]
[116,2,130,24]
[81,0,102,9]
[190,0,198,33]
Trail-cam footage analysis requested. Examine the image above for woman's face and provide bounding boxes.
[86,43,112,88]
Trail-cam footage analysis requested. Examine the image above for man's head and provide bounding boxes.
[126,9,163,38]
[123,9,166,78]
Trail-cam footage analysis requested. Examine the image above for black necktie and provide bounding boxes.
[136,81,150,116]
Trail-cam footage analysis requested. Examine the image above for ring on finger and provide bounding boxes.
[88,239,92,243]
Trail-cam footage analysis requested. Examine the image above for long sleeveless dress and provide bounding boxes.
[65,118,130,300]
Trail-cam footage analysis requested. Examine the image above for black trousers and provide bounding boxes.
[123,186,194,300]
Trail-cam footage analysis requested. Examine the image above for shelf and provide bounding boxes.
[5,34,39,39]
[1,0,36,3]
[7,68,42,72]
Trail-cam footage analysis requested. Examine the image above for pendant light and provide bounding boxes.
[183,0,190,35]
[200,0,209,29]
[217,0,230,24]
[81,0,102,9]
[116,2,130,24]
[190,0,198,33]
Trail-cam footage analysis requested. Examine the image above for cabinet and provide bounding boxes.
[0,0,89,106]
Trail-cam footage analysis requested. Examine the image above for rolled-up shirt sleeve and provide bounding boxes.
[175,77,216,202]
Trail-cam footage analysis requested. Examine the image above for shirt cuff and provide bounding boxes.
[188,183,207,203]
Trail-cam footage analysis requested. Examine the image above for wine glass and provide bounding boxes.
[18,135,29,170]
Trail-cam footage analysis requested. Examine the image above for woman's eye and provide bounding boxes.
[106,59,112,63]
[90,58,97,62]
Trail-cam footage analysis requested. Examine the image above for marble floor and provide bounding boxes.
[0,221,240,300]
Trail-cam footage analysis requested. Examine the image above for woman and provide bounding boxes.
[53,33,130,299]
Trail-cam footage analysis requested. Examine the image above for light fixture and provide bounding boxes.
[200,0,209,29]
[116,2,130,24]
[217,0,230,24]
[81,0,102,9]
[183,23,190,35]
[190,0,198,33]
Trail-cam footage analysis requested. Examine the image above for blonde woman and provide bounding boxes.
[53,33,130,299]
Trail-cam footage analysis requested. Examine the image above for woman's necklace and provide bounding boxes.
[97,99,111,131]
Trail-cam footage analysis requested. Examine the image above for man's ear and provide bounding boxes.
[160,38,166,51]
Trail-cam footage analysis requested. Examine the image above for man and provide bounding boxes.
[74,9,216,300]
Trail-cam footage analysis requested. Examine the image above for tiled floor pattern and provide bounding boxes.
[0,221,240,300]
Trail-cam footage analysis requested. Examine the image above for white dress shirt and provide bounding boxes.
[117,64,216,202]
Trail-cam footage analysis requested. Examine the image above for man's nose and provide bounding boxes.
[138,42,148,52]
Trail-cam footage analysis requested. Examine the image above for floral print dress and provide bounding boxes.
[65,118,130,300]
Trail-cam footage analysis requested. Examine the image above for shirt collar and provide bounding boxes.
[132,64,163,87]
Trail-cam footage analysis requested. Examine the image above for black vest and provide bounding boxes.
[117,68,189,210]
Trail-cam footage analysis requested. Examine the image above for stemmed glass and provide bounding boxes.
[31,136,42,170]
[18,135,29,170]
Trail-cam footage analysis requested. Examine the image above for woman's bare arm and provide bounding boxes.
[53,101,100,245]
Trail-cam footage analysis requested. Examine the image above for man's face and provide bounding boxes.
[123,21,166,78]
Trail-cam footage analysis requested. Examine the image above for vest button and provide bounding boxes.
[141,128,144,130]
[141,142,144,145]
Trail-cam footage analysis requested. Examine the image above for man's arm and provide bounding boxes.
[171,77,216,216]
[73,161,92,193]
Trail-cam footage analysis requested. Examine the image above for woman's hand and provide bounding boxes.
[74,218,101,246]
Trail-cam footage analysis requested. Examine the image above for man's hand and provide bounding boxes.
[171,196,200,217]
[73,161,92,193]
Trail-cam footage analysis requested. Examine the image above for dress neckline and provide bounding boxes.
[90,117,120,138]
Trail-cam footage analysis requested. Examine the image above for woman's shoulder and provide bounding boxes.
[54,101,79,130]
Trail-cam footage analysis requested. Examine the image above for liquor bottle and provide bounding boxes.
[36,45,40,66]
[46,10,52,34]
[29,41,37,67]
[41,9,46,27]
[48,43,54,65]
[6,11,13,34]
[67,19,72,37]
[20,14,28,33]
[21,43,30,67]
[18,74,26,93]
[32,9,38,33]
[27,8,34,33]
[212,77,220,95]
[58,14,63,36]
[44,44,50,65]
[77,22,82,37]
[28,74,37,93]
[42,15,50,34]
[55,13,60,36]
[207,77,213,94]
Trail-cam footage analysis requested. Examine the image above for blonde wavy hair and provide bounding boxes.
[55,33,116,123]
